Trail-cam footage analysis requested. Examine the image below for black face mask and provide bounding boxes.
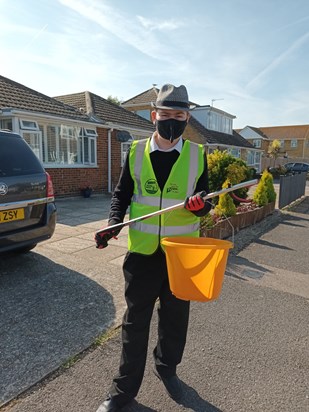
[156,119,187,142]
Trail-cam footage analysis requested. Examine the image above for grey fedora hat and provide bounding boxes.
[152,84,193,111]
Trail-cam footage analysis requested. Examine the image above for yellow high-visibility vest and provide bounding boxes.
[128,138,204,255]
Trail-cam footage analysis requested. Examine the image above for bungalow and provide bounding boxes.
[54,91,154,192]
[122,87,261,171]
[0,75,153,196]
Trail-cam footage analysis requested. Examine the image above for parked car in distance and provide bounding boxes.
[0,130,57,253]
[283,162,309,174]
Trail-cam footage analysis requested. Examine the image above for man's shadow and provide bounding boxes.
[180,382,222,411]
[126,382,222,411]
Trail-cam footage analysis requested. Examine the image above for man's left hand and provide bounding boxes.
[184,191,207,212]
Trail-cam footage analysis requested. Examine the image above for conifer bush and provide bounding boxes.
[214,180,237,217]
[253,173,269,206]
[261,170,276,203]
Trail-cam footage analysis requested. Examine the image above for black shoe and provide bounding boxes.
[96,396,122,412]
[153,368,183,401]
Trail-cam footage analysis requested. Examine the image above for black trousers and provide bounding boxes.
[109,248,190,406]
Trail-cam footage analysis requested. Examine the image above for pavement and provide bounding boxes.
[0,187,309,412]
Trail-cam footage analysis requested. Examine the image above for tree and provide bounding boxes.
[107,95,122,105]
[268,139,281,166]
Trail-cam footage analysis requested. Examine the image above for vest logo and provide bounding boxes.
[145,179,158,194]
[166,183,179,194]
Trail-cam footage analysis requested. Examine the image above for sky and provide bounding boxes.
[0,0,309,129]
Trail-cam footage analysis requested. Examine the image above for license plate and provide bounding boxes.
[0,208,25,223]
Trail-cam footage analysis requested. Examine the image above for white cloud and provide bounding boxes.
[58,0,186,64]
[136,15,185,31]
[246,31,309,92]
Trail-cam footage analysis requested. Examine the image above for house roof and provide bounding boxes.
[259,125,309,140]
[0,75,92,122]
[122,86,198,108]
[189,117,255,149]
[237,124,309,140]
[122,87,159,106]
[246,126,269,139]
[55,91,154,132]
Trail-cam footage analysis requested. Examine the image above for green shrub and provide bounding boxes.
[207,150,253,204]
[261,170,276,203]
[214,193,237,217]
[253,170,272,206]
[214,180,237,217]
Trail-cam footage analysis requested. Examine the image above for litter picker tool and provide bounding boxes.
[95,179,257,237]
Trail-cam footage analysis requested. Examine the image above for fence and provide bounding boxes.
[279,173,307,209]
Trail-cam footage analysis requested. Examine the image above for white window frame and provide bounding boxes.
[0,118,13,130]
[82,135,97,165]
[290,139,298,148]
[228,148,241,158]
[84,128,98,137]
[135,109,150,121]
[21,130,43,160]
[19,119,39,131]
[17,119,98,167]
[280,140,285,148]
[247,150,261,172]
[253,139,261,148]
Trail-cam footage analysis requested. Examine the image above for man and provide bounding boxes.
[95,84,211,412]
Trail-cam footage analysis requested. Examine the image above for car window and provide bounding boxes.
[0,134,44,177]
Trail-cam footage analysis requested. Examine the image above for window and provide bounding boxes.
[207,112,233,134]
[21,131,42,160]
[290,139,298,148]
[135,109,150,121]
[0,118,13,130]
[82,135,96,164]
[280,140,285,148]
[19,119,39,130]
[247,150,261,172]
[121,142,132,166]
[253,139,261,148]
[19,120,97,166]
[228,148,240,158]
[84,128,98,137]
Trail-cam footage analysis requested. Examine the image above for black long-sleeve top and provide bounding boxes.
[108,139,212,225]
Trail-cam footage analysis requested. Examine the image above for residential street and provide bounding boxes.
[0,190,308,412]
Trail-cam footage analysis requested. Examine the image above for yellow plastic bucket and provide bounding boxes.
[161,237,233,302]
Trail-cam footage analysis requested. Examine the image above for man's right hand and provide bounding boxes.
[95,227,120,249]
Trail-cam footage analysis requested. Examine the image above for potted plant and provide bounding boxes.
[80,183,93,198]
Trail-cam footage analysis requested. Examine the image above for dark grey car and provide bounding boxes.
[0,130,57,253]
[284,162,309,174]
